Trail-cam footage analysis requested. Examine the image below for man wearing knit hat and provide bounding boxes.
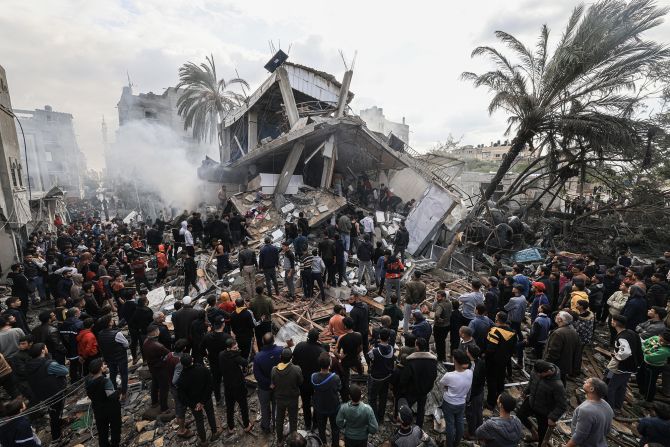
[530,282,549,323]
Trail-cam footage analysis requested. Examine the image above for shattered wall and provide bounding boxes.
[406,183,458,256]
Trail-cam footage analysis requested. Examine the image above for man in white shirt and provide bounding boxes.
[439,350,473,447]
[360,213,375,245]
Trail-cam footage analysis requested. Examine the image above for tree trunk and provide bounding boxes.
[436,129,534,269]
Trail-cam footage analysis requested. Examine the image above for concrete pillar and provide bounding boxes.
[335,70,353,118]
[220,125,231,163]
[274,140,305,207]
[320,135,336,188]
[276,67,299,127]
[248,111,258,151]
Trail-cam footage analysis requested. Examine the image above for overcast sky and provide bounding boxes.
[2,0,669,170]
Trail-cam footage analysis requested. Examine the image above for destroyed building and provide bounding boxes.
[197,55,463,259]
[14,105,86,199]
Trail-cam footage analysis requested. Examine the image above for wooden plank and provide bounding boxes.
[358,294,384,312]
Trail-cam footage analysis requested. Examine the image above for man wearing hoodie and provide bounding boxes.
[569,279,589,312]
[336,383,378,447]
[475,392,523,447]
[96,315,130,399]
[312,352,341,447]
[392,401,436,447]
[529,282,549,323]
[637,306,668,340]
[606,315,642,412]
[230,297,255,361]
[85,358,121,447]
[253,333,283,434]
[271,348,303,444]
[26,343,68,442]
[517,360,567,443]
[367,328,395,424]
[219,338,252,434]
[525,305,551,359]
[292,329,326,431]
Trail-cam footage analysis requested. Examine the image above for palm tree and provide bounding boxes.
[176,55,249,162]
[437,0,669,267]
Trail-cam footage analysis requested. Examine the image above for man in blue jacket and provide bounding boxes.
[259,237,280,297]
[253,333,283,433]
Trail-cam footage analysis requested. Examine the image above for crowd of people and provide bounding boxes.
[0,209,668,447]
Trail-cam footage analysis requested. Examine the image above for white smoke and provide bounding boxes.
[109,120,217,213]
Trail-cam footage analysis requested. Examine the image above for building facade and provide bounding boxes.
[0,65,31,271]
[450,141,533,161]
[359,106,410,144]
[14,105,86,198]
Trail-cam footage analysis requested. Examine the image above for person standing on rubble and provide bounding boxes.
[385,253,405,309]
[512,265,530,299]
[85,358,122,447]
[637,330,670,403]
[433,290,452,362]
[200,319,231,405]
[393,222,410,265]
[336,317,363,402]
[338,213,352,252]
[155,245,169,285]
[361,213,375,246]
[543,311,581,387]
[566,378,613,447]
[214,239,232,280]
[230,297,256,361]
[249,285,274,350]
[183,252,200,298]
[220,337,253,434]
[357,235,374,288]
[484,312,517,409]
[334,234,348,287]
[297,212,310,237]
[606,315,642,413]
[367,327,395,425]
[229,211,244,247]
[259,236,280,297]
[272,348,303,444]
[458,279,485,329]
[311,249,327,302]
[401,337,438,428]
[238,240,258,299]
[180,222,195,257]
[253,333,282,435]
[292,329,326,432]
[349,292,370,363]
[282,241,297,300]
[319,232,337,288]
[143,324,171,414]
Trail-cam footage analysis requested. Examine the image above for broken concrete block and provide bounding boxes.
[136,420,153,432]
[317,205,329,213]
[375,211,386,223]
[138,429,155,445]
[153,437,164,447]
[281,203,295,214]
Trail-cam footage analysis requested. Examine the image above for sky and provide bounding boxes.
[2,0,670,171]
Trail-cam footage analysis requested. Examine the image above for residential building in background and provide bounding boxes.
[359,106,410,144]
[0,65,30,271]
[449,140,533,161]
[14,105,86,198]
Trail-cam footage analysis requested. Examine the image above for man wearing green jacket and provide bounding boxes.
[336,383,378,446]
[637,330,670,402]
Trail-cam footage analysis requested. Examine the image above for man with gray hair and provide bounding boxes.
[544,311,581,387]
[566,377,613,447]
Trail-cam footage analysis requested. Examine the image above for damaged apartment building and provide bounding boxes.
[197,52,463,258]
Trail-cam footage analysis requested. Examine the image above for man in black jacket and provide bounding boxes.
[292,329,326,430]
[401,337,437,427]
[318,233,336,287]
[368,328,395,424]
[393,222,410,264]
[230,298,255,361]
[7,264,31,318]
[85,358,121,447]
[177,354,222,443]
[129,295,153,364]
[59,307,83,382]
[96,315,130,399]
[357,235,374,287]
[607,314,643,411]
[219,338,252,433]
[349,292,370,363]
[259,237,280,296]
[648,273,669,308]
[171,296,204,343]
[517,360,567,443]
[200,320,231,404]
[183,253,200,298]
[146,224,163,252]
[31,310,67,364]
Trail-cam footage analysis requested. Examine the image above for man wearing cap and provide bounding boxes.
[637,306,668,340]
[544,311,581,387]
[638,330,670,402]
[529,282,549,323]
[271,348,303,444]
[292,329,326,431]
[606,314,642,412]
[517,360,567,443]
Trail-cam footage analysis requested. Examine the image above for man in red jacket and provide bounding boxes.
[76,318,99,375]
